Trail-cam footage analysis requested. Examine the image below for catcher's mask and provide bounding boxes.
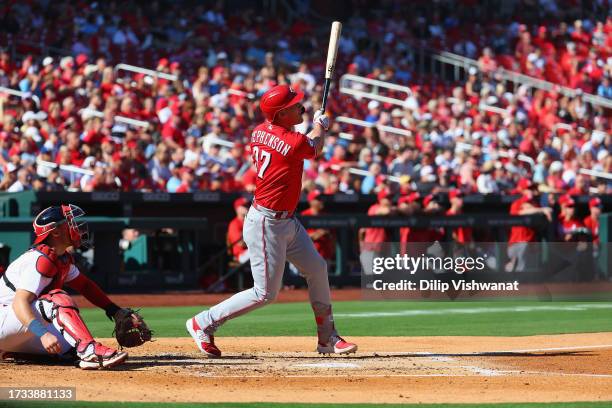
[33,204,91,249]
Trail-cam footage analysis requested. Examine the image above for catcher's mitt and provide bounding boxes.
[113,308,152,348]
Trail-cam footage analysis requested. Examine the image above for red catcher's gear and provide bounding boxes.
[259,85,304,121]
[31,244,74,293]
[33,204,90,248]
[38,289,95,353]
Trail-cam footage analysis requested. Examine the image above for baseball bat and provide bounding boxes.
[321,21,342,113]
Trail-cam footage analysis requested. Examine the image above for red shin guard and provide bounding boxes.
[39,289,95,353]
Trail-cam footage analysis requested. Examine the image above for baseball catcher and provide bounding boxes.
[0,204,151,369]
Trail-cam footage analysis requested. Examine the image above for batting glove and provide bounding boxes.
[313,109,330,130]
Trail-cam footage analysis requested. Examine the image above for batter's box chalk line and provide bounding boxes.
[292,362,361,368]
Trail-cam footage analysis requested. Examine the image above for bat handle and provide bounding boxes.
[321,78,331,113]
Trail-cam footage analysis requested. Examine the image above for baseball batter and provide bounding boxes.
[0,204,141,369]
[187,84,357,356]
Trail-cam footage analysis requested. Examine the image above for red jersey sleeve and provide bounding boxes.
[289,131,317,160]
[367,204,380,215]
[509,197,528,215]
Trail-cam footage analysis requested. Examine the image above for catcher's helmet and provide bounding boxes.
[33,204,90,249]
[259,84,304,121]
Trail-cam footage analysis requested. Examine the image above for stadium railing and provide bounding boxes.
[335,116,412,137]
[36,159,94,186]
[339,74,412,106]
[431,51,612,110]
[113,63,178,81]
[79,108,151,129]
[0,86,40,107]
[579,168,612,181]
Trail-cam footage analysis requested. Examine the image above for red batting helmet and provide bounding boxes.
[259,84,304,121]
[33,204,90,249]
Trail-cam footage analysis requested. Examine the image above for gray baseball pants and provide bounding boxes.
[195,205,336,343]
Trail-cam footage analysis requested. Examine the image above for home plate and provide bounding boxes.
[294,362,360,369]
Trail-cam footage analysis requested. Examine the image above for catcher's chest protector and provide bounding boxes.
[31,244,73,294]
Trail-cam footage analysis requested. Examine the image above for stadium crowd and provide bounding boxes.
[0,0,610,203]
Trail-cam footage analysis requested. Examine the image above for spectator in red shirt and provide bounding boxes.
[506,178,552,272]
[446,189,473,244]
[584,197,602,245]
[557,194,586,242]
[478,48,498,74]
[0,49,14,75]
[360,188,394,275]
[161,115,185,149]
[567,174,589,195]
[301,190,335,262]
[515,30,534,61]
[398,193,445,258]
[397,191,419,249]
[328,145,348,170]
[227,197,249,264]
[570,20,590,49]
[175,167,196,193]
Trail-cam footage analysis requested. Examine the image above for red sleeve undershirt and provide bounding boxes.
[66,273,114,310]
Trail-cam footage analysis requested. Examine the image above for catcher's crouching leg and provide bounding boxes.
[38,290,128,369]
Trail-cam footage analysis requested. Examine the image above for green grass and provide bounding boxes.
[5,402,612,408]
[80,301,612,338]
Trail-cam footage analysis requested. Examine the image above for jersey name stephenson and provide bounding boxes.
[250,130,292,156]
[250,122,316,213]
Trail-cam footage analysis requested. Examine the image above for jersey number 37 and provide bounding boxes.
[251,146,271,179]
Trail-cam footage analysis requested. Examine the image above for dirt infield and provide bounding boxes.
[2,333,612,404]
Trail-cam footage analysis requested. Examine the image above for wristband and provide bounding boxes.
[104,303,121,321]
[28,319,48,338]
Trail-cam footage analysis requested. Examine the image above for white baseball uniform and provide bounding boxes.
[0,250,79,355]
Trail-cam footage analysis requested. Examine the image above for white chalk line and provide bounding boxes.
[159,344,612,379]
[418,351,504,377]
[370,344,612,356]
[293,362,360,368]
[335,303,612,318]
[519,371,612,378]
[499,344,612,353]
[194,371,612,379]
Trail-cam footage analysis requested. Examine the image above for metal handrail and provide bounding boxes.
[203,135,235,148]
[228,88,255,99]
[338,132,354,140]
[457,142,535,170]
[434,51,612,110]
[115,115,150,129]
[36,159,94,176]
[114,63,178,81]
[339,74,412,107]
[0,87,41,107]
[329,164,402,184]
[579,168,612,181]
[336,116,412,137]
[478,102,509,115]
[36,159,125,190]
[78,108,151,129]
[341,74,413,94]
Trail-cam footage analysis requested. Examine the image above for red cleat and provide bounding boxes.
[317,335,358,355]
[77,341,128,369]
[186,317,222,358]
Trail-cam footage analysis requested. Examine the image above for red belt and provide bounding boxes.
[252,201,294,219]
